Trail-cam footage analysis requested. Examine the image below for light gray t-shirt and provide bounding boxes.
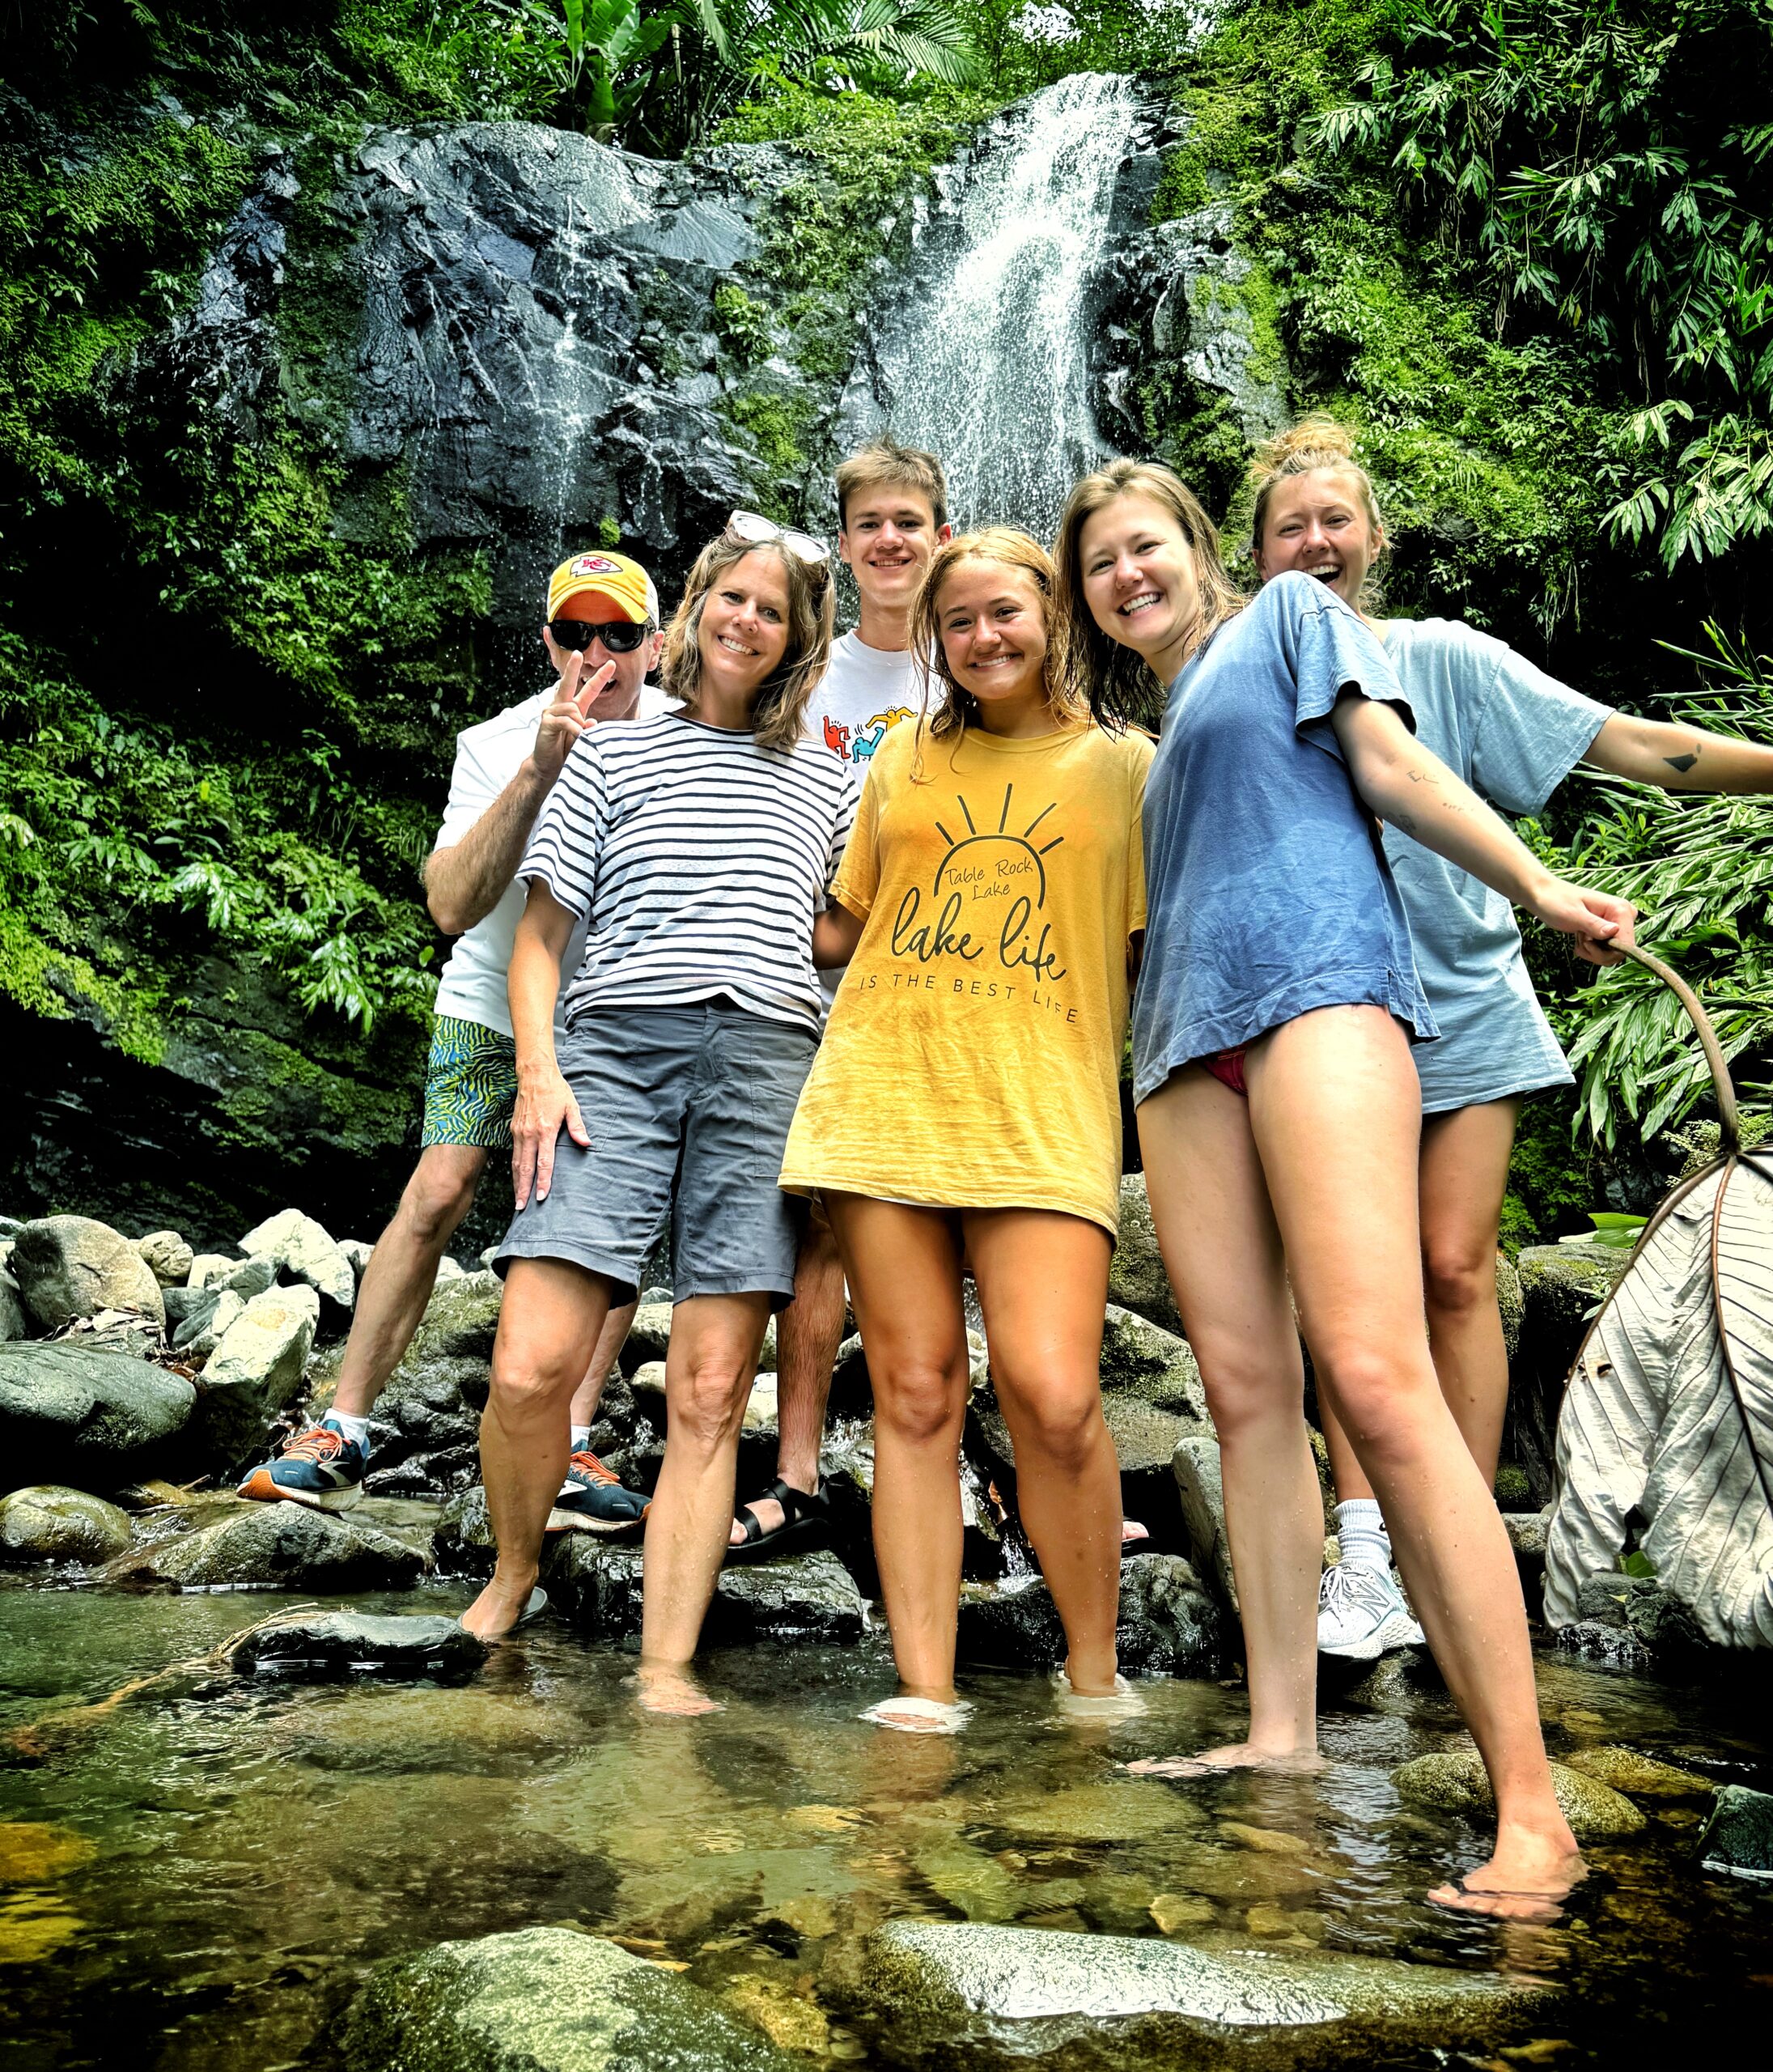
[1380,618,1610,1114]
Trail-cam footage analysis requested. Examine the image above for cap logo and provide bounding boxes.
[569,554,620,576]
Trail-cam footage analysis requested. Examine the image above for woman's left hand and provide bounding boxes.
[1529,878,1639,966]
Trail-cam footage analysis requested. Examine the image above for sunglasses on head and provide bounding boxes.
[548,618,651,654]
[726,509,830,568]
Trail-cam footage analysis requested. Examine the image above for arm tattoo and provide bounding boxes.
[1665,745,1700,774]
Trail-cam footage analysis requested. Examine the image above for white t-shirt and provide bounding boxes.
[803,632,919,769]
[431,682,671,1041]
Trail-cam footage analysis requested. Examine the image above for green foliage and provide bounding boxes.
[1500,1089,1596,1251]
[1319,0,1773,575]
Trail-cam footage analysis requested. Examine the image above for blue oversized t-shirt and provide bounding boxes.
[1133,572,1436,1103]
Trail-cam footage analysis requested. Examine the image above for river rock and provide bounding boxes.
[240,1208,356,1309]
[1508,1242,1630,1502]
[193,1283,320,1463]
[346,1923,801,2072]
[0,1266,24,1341]
[134,1501,426,1590]
[1391,1751,1645,1839]
[1561,1746,1715,1798]
[955,1575,1067,1669]
[1099,1304,1208,1418]
[548,1539,866,1645]
[1107,1174,1183,1333]
[232,1611,486,1684]
[0,1484,134,1565]
[1116,1552,1227,1675]
[0,1340,195,1488]
[1698,1785,1773,1881]
[1570,1571,1708,1658]
[173,1285,246,1360]
[849,1920,1552,2068]
[339,1238,375,1280]
[10,1216,165,1331]
[1172,1433,1236,1608]
[135,1231,194,1286]
[433,1484,498,1575]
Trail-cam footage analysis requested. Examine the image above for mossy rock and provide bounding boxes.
[1560,1746,1714,1799]
[0,1485,133,1565]
[1391,1751,1645,1839]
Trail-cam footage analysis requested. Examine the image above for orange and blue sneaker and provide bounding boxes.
[236,1419,369,1512]
[546,1449,648,1535]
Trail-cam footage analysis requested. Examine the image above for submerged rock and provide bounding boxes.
[1698,1785,1773,1881]
[131,1501,426,1590]
[11,1215,165,1331]
[549,1539,867,1645]
[850,1920,1552,2067]
[1562,1745,1715,1798]
[0,1340,195,1488]
[346,1923,801,2072]
[1391,1751,1645,1839]
[232,1611,486,1684]
[240,1208,356,1310]
[0,1484,134,1565]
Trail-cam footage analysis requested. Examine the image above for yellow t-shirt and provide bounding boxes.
[780,717,1153,1236]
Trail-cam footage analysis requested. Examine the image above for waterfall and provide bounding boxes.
[847,72,1143,542]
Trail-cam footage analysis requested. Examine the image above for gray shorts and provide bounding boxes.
[494,1001,816,1306]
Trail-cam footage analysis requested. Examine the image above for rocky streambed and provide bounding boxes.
[2,1188,1771,2069]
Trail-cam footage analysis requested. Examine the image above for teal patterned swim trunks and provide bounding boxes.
[420,1015,519,1149]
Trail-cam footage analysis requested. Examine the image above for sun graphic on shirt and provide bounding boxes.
[932,784,1063,904]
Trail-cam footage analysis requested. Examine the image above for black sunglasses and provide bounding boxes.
[549,618,651,654]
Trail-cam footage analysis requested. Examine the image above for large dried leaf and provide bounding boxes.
[1544,1152,1773,1649]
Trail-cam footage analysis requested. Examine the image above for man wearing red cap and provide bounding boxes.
[237,552,670,1514]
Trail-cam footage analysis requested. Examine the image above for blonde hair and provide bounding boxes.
[1053,459,1245,724]
[1248,414,1388,611]
[659,534,834,751]
[835,438,949,533]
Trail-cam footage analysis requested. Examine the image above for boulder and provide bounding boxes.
[172,1286,246,1360]
[10,1216,165,1331]
[339,1238,375,1280]
[1108,1174,1183,1334]
[1561,1746,1714,1798]
[0,1484,134,1565]
[193,1284,320,1464]
[0,1340,195,1489]
[0,1266,24,1341]
[1570,1570,1709,1658]
[956,1575,1067,1670]
[548,1539,867,1645]
[346,1924,802,2072]
[1172,1433,1236,1607]
[240,1208,356,1309]
[433,1484,498,1576]
[1508,1242,1630,1501]
[1495,1248,1525,1361]
[136,1231,195,1287]
[132,1501,426,1590]
[1098,1304,1208,1419]
[849,1920,1553,2068]
[1698,1785,1773,1882]
[1115,1552,1227,1675]
[231,1611,486,1684]
[1390,1751,1646,1839]
[193,1253,278,1302]
[1503,1509,1548,1611]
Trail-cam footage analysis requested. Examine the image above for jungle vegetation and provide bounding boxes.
[0,0,1767,1224]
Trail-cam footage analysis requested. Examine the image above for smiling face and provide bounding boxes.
[1253,468,1382,609]
[696,548,791,698]
[1077,492,1203,669]
[839,486,948,617]
[935,558,1050,714]
[544,590,660,717]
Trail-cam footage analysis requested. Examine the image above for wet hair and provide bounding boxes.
[1248,414,1388,611]
[1052,458,1245,724]
[660,533,834,751]
[834,438,950,534]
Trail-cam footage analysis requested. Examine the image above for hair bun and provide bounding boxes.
[1248,413,1359,490]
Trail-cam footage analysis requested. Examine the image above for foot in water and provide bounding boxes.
[460,1573,544,1642]
[1428,1834,1586,1923]
[633,1665,723,1717]
[1127,1741,1327,1779]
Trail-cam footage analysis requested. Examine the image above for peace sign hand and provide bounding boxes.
[532,648,617,783]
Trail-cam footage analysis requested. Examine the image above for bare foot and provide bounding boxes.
[460,1575,541,1642]
[1122,1520,1149,1549]
[1127,1741,1326,1779]
[633,1665,723,1717]
[1428,1833,1585,1924]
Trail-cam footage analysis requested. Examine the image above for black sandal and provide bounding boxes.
[727,1476,831,1565]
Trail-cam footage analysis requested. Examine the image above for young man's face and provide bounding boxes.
[838,486,950,616]
[542,592,662,718]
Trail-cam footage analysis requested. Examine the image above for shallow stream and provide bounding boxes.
[2,1584,1767,2069]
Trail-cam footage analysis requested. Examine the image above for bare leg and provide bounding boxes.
[1247,1009,1579,1914]
[566,1298,638,1433]
[463,1256,613,1641]
[1132,1063,1324,1773]
[965,1208,1122,1696]
[637,1292,774,1715]
[1322,1098,1520,1500]
[731,1212,846,1543]
[825,1195,970,1713]
[332,1144,487,1418]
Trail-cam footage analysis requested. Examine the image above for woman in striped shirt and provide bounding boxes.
[460,519,857,1720]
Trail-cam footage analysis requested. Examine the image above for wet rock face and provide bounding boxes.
[346,1923,802,2072]
[232,1611,486,1685]
[0,1484,134,1565]
[548,1539,867,1647]
[1699,1785,1773,1881]
[11,1216,165,1332]
[129,1501,427,1591]
[954,1556,1224,1677]
[0,1341,195,1491]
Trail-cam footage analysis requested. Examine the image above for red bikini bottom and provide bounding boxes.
[1202,1047,1248,1098]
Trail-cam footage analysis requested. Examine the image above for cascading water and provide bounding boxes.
[847,72,1143,539]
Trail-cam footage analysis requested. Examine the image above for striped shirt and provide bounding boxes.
[520,712,859,1036]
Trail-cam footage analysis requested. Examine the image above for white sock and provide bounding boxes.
[570,1424,592,1453]
[1336,1499,1391,1573]
[324,1411,371,1450]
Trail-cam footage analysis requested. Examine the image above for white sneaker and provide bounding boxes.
[1317,1563,1426,1660]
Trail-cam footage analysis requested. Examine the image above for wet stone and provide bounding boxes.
[0,1484,134,1565]
[128,1501,427,1591]
[1391,1751,1646,1839]
[1698,1785,1773,1881]
[231,1611,486,1684]
[549,1539,867,1645]
[345,1922,802,2072]
[0,1340,195,1489]
[1561,1745,1716,1798]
